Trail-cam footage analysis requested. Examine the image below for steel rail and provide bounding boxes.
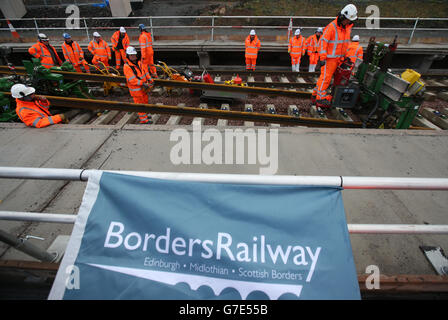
[0,92,363,128]
[1,65,446,80]
[0,66,313,98]
[1,66,446,94]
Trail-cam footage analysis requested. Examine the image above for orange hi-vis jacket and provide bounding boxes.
[139,31,154,57]
[16,98,62,128]
[288,35,306,57]
[28,42,62,69]
[306,34,320,55]
[346,41,363,64]
[245,35,261,58]
[88,39,111,63]
[319,18,353,62]
[61,40,85,66]
[111,31,130,51]
[123,59,153,97]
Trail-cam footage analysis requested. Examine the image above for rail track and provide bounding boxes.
[1,66,448,130]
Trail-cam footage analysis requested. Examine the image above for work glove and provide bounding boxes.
[288,49,291,53]
[320,60,326,67]
[59,113,69,124]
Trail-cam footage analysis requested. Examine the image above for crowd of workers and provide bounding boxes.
[15,3,363,128]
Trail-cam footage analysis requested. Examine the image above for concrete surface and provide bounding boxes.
[0,123,448,277]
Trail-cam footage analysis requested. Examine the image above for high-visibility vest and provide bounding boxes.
[306,34,320,54]
[245,35,261,58]
[139,31,154,59]
[288,35,306,57]
[319,18,352,61]
[346,41,363,64]
[111,31,130,51]
[28,42,62,69]
[88,39,111,60]
[15,98,62,128]
[123,59,153,97]
[61,41,84,66]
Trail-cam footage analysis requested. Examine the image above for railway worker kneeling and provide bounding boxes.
[123,46,154,124]
[11,84,68,128]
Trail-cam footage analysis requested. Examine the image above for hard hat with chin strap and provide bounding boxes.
[295,29,301,36]
[126,46,137,55]
[317,27,323,33]
[139,24,146,31]
[341,4,357,21]
[11,84,36,99]
[352,35,360,41]
[250,29,256,35]
[63,32,71,39]
[120,27,126,33]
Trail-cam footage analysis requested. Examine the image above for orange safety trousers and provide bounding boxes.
[132,94,151,124]
[245,57,257,71]
[312,58,340,101]
[114,49,126,68]
[72,60,90,73]
[141,53,157,77]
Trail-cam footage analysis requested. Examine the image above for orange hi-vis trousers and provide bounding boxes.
[114,49,126,68]
[245,57,257,71]
[132,93,152,124]
[73,60,90,73]
[312,58,340,102]
[142,53,157,77]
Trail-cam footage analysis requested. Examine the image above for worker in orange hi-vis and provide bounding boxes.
[28,33,62,69]
[138,24,157,78]
[111,27,130,70]
[245,29,261,71]
[306,27,323,72]
[346,35,363,67]
[11,84,67,128]
[123,46,154,124]
[312,4,357,108]
[61,33,90,73]
[88,32,111,68]
[288,29,306,72]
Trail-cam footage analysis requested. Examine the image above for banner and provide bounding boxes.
[49,171,360,300]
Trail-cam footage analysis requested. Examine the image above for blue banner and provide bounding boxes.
[49,171,360,300]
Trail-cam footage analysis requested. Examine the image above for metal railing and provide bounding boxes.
[1,15,448,43]
[0,166,447,235]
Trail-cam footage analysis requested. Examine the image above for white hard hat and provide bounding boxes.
[352,35,360,41]
[250,29,256,35]
[126,46,137,55]
[38,33,48,41]
[120,27,126,33]
[11,84,35,99]
[317,27,323,33]
[93,32,101,37]
[295,29,301,35]
[341,4,358,21]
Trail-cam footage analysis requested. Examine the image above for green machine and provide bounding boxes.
[23,58,92,99]
[352,37,425,129]
[0,76,17,122]
[332,37,425,129]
